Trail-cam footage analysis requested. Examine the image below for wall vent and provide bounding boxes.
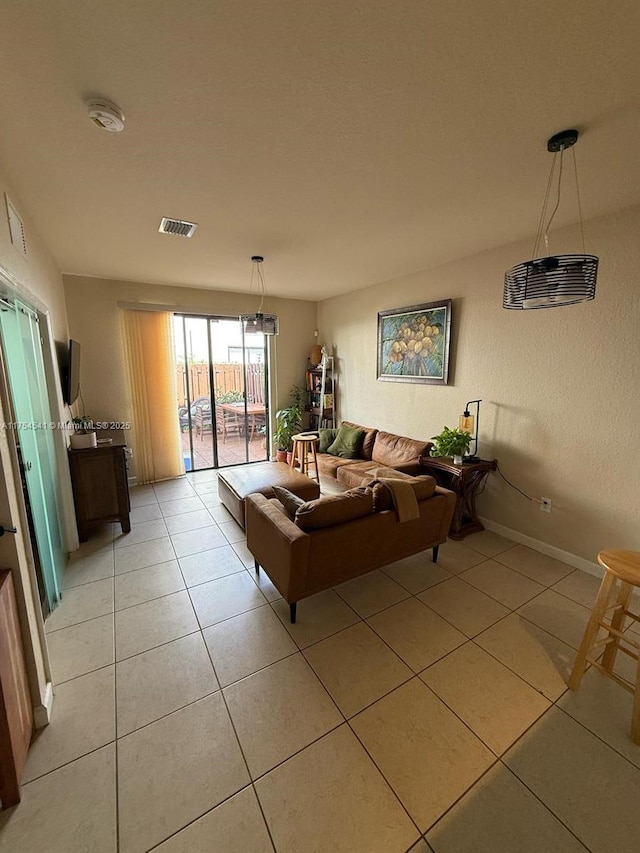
[158,217,198,238]
[5,195,27,257]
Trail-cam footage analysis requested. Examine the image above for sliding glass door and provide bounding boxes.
[0,299,65,612]
[174,314,269,471]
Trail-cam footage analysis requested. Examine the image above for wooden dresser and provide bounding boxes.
[0,570,33,808]
[68,429,131,541]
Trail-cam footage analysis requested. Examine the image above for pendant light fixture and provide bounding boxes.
[241,255,279,335]
[503,129,598,310]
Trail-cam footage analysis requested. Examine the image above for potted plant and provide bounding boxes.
[430,426,471,465]
[273,385,305,463]
[70,415,97,449]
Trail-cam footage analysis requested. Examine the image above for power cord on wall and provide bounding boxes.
[494,462,543,505]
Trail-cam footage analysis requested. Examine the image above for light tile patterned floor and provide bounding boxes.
[3,469,640,853]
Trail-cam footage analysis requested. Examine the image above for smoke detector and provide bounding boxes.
[87,99,125,132]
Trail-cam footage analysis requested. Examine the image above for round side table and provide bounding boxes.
[290,433,320,482]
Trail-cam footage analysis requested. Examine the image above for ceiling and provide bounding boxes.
[1,0,639,301]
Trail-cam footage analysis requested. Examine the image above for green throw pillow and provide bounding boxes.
[318,428,338,453]
[327,425,365,459]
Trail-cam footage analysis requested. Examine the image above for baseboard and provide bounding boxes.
[33,681,54,728]
[478,516,603,579]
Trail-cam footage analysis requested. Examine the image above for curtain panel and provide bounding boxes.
[121,309,183,483]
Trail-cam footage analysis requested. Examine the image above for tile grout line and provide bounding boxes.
[199,619,279,853]
[141,785,276,853]
[112,567,121,853]
[552,692,640,773]
[254,594,425,841]
[345,700,447,841]
[52,499,621,852]
[493,758,594,852]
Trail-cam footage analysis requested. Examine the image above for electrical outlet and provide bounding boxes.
[540,497,552,513]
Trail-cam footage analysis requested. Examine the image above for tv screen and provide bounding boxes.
[63,339,81,405]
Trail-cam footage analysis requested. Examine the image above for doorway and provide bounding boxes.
[0,297,66,613]
[174,315,269,471]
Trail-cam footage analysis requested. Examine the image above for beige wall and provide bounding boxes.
[318,204,640,563]
[63,275,317,460]
[0,168,68,343]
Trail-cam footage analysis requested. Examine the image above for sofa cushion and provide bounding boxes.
[371,430,430,467]
[341,421,378,460]
[327,424,365,459]
[371,482,394,512]
[272,485,306,519]
[318,428,338,453]
[336,461,411,490]
[370,475,437,513]
[316,453,356,479]
[295,486,374,531]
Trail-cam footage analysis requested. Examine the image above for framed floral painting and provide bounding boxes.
[377,298,452,384]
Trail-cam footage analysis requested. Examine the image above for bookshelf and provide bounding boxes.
[305,354,336,429]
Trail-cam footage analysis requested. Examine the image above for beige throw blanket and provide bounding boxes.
[378,477,420,523]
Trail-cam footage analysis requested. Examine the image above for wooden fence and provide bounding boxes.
[177,363,265,406]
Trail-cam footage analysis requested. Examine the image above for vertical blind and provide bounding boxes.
[121,309,183,483]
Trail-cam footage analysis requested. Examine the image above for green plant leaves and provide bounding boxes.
[430,426,472,457]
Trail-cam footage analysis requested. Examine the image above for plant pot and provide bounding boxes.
[286,450,294,466]
[275,449,288,464]
[453,454,463,465]
[70,431,97,450]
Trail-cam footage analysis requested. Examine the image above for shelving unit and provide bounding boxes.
[305,352,336,429]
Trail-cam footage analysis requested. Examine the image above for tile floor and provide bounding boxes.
[2,470,640,852]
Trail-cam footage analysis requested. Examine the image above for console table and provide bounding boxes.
[68,429,131,541]
[419,456,497,539]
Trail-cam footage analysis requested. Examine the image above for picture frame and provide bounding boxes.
[377,298,452,385]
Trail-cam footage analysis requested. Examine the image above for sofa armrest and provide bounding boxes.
[245,493,311,603]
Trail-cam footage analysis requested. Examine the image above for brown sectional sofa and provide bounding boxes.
[317,421,433,487]
[246,474,455,622]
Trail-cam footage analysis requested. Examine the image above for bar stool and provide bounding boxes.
[569,549,640,744]
[289,433,320,482]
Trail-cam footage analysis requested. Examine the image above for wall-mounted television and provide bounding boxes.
[62,339,81,405]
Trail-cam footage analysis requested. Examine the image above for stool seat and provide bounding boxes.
[598,550,640,585]
[569,549,640,744]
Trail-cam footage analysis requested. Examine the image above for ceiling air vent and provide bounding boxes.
[158,217,198,238]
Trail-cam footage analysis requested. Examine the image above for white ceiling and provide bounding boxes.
[1,0,639,300]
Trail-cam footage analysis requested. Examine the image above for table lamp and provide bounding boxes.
[459,399,481,463]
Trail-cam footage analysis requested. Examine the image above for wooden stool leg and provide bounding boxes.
[301,442,308,475]
[289,441,298,469]
[309,441,319,481]
[602,581,633,674]
[632,655,640,745]
[569,571,616,690]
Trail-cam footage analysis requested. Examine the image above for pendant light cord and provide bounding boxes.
[532,142,586,259]
[532,153,557,259]
[249,259,267,314]
[256,263,266,314]
[572,146,587,254]
[542,146,565,255]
